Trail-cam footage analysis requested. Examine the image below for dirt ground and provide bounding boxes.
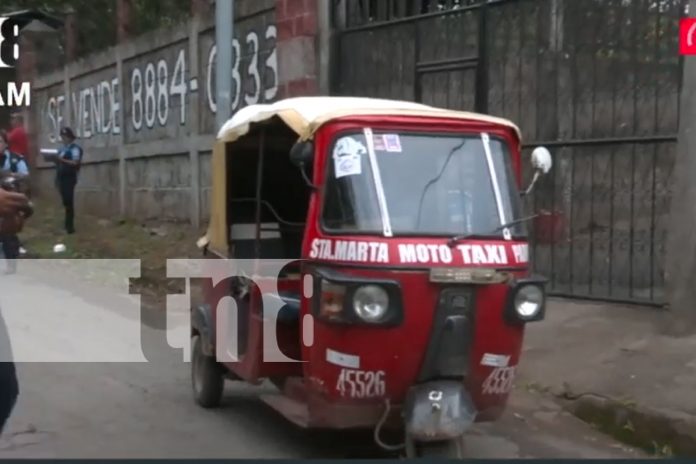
[19,199,205,307]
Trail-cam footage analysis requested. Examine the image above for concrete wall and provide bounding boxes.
[31,0,285,226]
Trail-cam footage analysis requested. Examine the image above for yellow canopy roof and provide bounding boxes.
[217,96,521,144]
[201,97,522,256]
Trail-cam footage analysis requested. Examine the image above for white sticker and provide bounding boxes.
[373,135,387,151]
[336,369,386,399]
[482,366,517,396]
[333,136,365,179]
[383,134,402,152]
[326,349,360,369]
[481,353,511,368]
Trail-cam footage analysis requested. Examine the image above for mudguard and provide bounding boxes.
[404,380,477,442]
[191,304,215,357]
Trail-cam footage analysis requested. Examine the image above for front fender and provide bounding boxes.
[191,304,214,357]
[404,381,477,442]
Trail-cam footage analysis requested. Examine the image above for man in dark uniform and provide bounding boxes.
[56,128,83,235]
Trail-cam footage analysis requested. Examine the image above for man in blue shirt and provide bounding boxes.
[0,132,28,274]
[56,127,82,234]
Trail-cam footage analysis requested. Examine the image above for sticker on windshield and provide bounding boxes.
[383,134,402,153]
[373,135,387,151]
[333,137,366,179]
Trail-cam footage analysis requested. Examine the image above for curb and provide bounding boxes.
[559,394,696,457]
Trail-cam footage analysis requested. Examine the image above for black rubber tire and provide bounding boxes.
[191,334,224,408]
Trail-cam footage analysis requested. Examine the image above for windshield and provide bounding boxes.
[322,131,526,238]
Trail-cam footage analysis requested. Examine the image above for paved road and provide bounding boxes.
[0,267,643,459]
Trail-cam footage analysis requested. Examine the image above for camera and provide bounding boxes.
[0,174,33,219]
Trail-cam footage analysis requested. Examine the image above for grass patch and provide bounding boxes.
[570,397,695,458]
[19,198,206,306]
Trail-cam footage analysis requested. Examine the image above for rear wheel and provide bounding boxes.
[191,334,224,408]
[405,435,466,459]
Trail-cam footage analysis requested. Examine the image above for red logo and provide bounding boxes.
[680,19,696,55]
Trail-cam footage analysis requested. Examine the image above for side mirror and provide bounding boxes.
[290,141,318,190]
[531,146,553,175]
[523,147,553,197]
[290,141,314,168]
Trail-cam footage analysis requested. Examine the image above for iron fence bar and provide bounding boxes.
[522,135,678,148]
[550,0,561,294]
[650,3,663,301]
[475,1,489,113]
[608,0,619,297]
[417,56,479,71]
[568,4,579,297]
[589,145,595,295]
[414,20,422,102]
[609,144,615,297]
[628,0,640,300]
[550,148,557,292]
[569,146,575,295]
[588,2,599,297]
[532,0,541,279]
[418,62,479,74]
[650,143,658,301]
[629,143,636,299]
[445,10,453,109]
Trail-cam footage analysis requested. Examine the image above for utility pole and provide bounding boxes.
[215,0,234,131]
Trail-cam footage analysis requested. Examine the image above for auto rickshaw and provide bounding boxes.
[192,97,553,458]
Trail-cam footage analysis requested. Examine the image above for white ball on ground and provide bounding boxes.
[53,244,66,253]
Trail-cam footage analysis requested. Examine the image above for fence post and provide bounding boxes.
[475,1,489,114]
[665,0,696,333]
[189,16,202,228]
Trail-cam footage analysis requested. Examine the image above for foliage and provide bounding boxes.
[1,0,190,59]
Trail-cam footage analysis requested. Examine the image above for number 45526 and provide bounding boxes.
[336,369,386,399]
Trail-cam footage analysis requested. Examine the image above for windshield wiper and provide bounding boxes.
[414,139,468,229]
[447,214,540,248]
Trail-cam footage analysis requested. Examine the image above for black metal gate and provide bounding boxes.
[331,0,687,306]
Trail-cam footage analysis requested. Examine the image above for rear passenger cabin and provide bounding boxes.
[225,117,310,261]
[223,116,311,334]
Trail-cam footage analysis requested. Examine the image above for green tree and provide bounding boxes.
[2,0,190,59]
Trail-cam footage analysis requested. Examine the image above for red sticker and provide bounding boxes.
[680,18,696,55]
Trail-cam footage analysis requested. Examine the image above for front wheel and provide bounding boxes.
[405,435,466,459]
[191,334,224,408]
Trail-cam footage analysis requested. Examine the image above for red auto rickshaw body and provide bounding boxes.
[193,97,547,449]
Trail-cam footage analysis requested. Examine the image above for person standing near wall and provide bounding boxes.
[6,114,28,163]
[55,128,82,235]
[6,114,29,257]
[0,133,28,274]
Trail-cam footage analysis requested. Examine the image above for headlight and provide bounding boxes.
[353,285,389,322]
[514,285,544,319]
